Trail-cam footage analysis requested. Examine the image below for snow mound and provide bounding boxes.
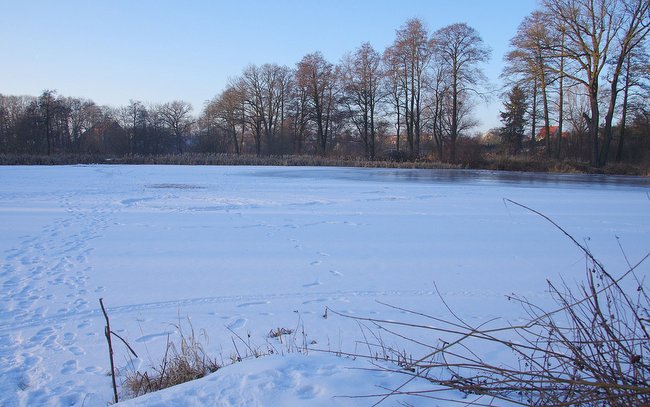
[116,353,435,406]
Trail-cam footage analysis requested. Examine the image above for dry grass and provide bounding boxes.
[268,327,294,339]
[481,153,650,176]
[124,321,221,398]
[2,152,648,176]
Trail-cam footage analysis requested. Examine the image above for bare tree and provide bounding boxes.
[0,94,33,154]
[33,90,73,155]
[616,46,650,161]
[67,97,102,152]
[426,63,451,160]
[286,76,310,155]
[385,18,433,160]
[205,85,246,154]
[504,11,559,155]
[541,0,648,166]
[240,64,292,156]
[237,70,263,155]
[116,100,148,154]
[144,104,171,154]
[159,100,193,154]
[340,42,385,160]
[433,23,491,163]
[382,46,404,156]
[565,85,591,158]
[599,0,650,165]
[296,52,337,156]
[0,95,8,153]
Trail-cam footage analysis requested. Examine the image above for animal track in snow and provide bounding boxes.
[303,279,322,288]
[302,298,328,305]
[60,360,78,375]
[136,332,173,343]
[227,318,247,330]
[237,301,270,308]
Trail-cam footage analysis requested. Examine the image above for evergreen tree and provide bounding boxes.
[500,85,527,154]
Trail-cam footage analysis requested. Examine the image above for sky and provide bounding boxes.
[0,0,539,133]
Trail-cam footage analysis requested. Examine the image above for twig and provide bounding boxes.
[99,298,119,404]
[110,330,138,358]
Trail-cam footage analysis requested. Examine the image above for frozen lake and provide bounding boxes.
[1,165,648,406]
[261,166,650,189]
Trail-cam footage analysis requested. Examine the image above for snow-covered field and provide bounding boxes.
[1,165,648,406]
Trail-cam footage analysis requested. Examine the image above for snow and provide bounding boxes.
[0,165,648,406]
[116,353,432,407]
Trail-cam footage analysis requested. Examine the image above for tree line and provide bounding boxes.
[499,0,650,166]
[1,1,649,168]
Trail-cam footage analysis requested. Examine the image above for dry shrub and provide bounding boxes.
[0,152,461,169]
[268,327,294,339]
[111,152,460,169]
[122,316,309,400]
[330,200,650,406]
[124,322,220,398]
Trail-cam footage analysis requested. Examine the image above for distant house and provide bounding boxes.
[79,121,128,155]
[536,126,569,141]
[480,129,502,146]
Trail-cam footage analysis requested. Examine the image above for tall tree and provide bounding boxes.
[541,0,649,166]
[67,97,102,153]
[382,46,404,156]
[286,76,310,155]
[599,0,650,164]
[37,90,62,155]
[159,100,193,154]
[0,95,32,153]
[565,86,592,158]
[504,12,557,156]
[385,18,433,159]
[240,64,291,155]
[616,47,650,161]
[296,52,337,156]
[203,85,246,155]
[117,100,148,154]
[427,63,451,161]
[500,85,528,154]
[433,23,491,163]
[556,27,566,159]
[340,42,384,160]
[0,96,8,153]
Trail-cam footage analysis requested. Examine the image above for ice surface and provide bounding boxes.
[0,165,648,406]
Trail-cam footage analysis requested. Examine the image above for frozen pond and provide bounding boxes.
[261,166,650,190]
[0,165,648,406]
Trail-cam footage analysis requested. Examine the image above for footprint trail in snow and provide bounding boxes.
[0,191,112,406]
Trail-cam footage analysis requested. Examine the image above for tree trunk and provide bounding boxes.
[600,76,622,166]
[395,96,401,156]
[531,78,537,149]
[45,106,52,156]
[541,80,551,157]
[450,64,458,164]
[616,54,632,163]
[556,34,564,160]
[588,85,600,167]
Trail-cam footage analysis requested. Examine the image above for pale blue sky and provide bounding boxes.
[0,0,539,132]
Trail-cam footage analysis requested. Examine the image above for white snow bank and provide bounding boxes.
[115,353,448,406]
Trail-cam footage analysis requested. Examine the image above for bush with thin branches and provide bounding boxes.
[328,200,650,406]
